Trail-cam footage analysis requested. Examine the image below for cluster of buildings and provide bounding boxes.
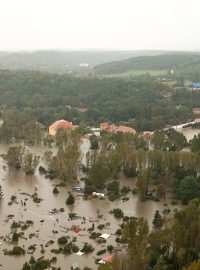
[184,82,200,91]
[48,119,136,136]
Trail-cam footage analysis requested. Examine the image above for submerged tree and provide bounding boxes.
[66,193,75,205]
[3,146,39,175]
[2,145,24,169]
[152,210,163,229]
[136,168,151,201]
[22,151,40,175]
[123,217,150,270]
[89,159,110,189]
[45,131,81,182]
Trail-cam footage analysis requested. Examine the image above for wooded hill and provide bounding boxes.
[94,53,200,79]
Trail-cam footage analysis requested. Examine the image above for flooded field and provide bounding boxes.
[0,141,182,270]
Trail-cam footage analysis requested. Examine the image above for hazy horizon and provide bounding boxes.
[0,49,200,53]
[0,0,200,51]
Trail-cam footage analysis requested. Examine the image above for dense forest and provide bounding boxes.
[0,70,195,131]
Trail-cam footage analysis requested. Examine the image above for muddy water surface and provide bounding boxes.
[0,142,182,270]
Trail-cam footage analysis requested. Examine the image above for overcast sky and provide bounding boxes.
[0,0,200,51]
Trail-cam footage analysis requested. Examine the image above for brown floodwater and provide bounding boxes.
[177,127,200,142]
[0,140,182,270]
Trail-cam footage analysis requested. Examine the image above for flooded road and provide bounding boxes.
[0,141,182,270]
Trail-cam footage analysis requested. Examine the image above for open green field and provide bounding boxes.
[102,69,168,78]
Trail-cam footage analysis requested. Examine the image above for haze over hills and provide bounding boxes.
[94,52,200,79]
[1,50,199,79]
[0,50,166,74]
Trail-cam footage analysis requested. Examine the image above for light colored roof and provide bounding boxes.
[76,251,84,256]
[49,119,78,131]
[89,216,99,222]
[98,260,106,265]
[117,125,135,133]
[100,122,135,134]
[100,233,111,240]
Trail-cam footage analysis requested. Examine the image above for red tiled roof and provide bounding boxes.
[102,255,114,263]
[49,120,77,131]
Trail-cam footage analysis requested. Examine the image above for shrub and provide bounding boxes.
[66,193,75,205]
[12,232,19,242]
[58,236,68,245]
[5,246,25,255]
[53,187,59,194]
[107,181,120,194]
[107,245,114,252]
[96,249,106,256]
[112,208,124,219]
[115,229,122,235]
[81,243,94,253]
[89,232,101,240]
[38,166,47,174]
[120,186,130,194]
[97,224,105,230]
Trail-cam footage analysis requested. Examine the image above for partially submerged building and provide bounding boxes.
[49,119,78,136]
[100,122,136,134]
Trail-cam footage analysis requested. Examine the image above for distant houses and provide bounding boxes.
[184,82,200,91]
[49,119,78,136]
[48,119,136,137]
[100,122,136,134]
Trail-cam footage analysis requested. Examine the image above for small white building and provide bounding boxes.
[92,192,105,198]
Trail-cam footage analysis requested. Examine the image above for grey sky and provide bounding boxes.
[0,0,200,51]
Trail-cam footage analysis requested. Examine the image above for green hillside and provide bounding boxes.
[94,53,200,78]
